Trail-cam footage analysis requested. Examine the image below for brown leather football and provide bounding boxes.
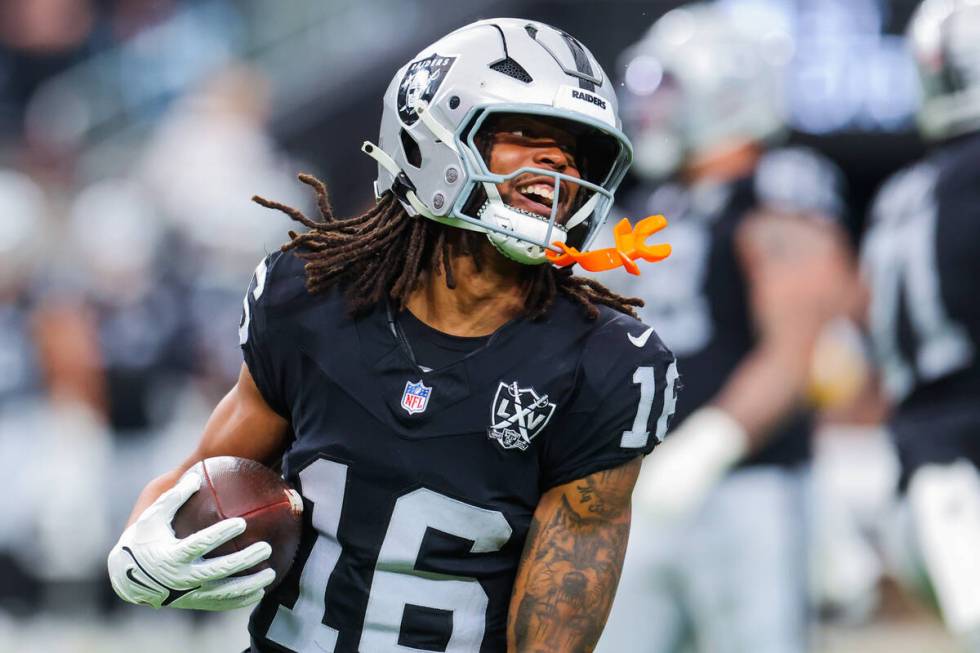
[172,456,303,590]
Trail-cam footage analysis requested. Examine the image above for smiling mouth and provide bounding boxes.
[512,182,559,218]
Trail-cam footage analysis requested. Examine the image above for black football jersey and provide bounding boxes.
[862,133,980,479]
[238,249,678,653]
[605,147,845,468]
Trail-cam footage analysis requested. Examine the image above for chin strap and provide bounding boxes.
[546,215,672,275]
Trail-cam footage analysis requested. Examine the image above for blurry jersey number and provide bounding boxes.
[863,164,974,401]
[267,458,513,652]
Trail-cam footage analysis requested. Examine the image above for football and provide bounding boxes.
[172,456,303,590]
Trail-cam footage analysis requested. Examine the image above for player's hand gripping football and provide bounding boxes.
[107,470,275,611]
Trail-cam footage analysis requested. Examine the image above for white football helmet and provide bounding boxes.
[908,0,980,140]
[619,3,792,180]
[364,18,633,265]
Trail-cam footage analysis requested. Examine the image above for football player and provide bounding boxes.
[861,1,980,649]
[595,5,856,653]
[106,18,678,653]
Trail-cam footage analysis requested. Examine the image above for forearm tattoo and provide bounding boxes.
[509,458,640,652]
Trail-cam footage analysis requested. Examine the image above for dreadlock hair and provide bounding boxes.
[252,173,644,321]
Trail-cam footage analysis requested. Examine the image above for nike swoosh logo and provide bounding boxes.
[126,568,158,593]
[628,327,654,348]
[123,546,199,606]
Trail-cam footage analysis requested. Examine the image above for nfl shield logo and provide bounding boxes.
[401,380,432,415]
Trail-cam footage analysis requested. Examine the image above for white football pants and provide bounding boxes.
[597,467,809,653]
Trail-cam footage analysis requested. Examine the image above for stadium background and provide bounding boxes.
[0,0,957,650]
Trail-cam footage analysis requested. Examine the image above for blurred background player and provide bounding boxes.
[861,0,980,650]
[596,4,858,652]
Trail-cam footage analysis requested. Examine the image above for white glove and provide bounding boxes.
[634,407,748,523]
[108,469,275,611]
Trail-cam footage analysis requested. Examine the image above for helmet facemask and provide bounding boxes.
[453,107,628,264]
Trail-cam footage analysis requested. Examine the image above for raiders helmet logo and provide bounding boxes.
[397,53,456,126]
[488,381,557,451]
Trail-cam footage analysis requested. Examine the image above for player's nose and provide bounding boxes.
[531,144,570,172]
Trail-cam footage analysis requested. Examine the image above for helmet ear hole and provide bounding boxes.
[400,129,423,168]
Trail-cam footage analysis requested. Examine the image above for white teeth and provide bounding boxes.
[518,183,555,206]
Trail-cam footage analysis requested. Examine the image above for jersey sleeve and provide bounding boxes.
[539,314,680,490]
[239,250,306,418]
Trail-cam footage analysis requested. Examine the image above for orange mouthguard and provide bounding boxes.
[546,215,672,275]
